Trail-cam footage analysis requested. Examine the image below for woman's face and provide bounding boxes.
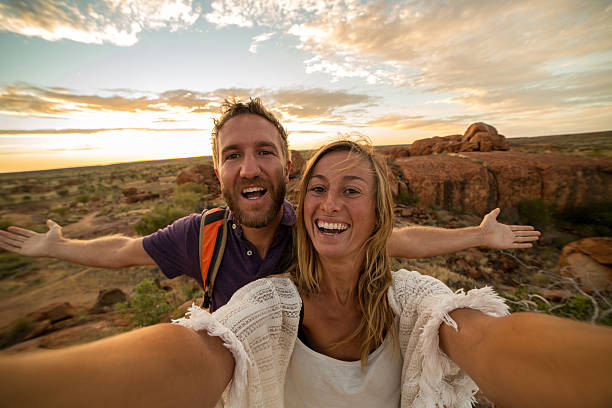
[304,150,377,263]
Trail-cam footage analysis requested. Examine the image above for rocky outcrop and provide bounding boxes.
[558,237,612,292]
[176,164,220,195]
[409,122,509,156]
[393,152,612,214]
[122,187,160,203]
[289,150,306,179]
[91,288,127,313]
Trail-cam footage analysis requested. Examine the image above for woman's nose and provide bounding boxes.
[320,191,340,212]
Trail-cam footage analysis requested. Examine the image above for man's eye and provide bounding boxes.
[259,150,273,156]
[225,153,240,161]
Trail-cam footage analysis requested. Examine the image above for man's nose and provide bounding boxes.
[239,153,261,178]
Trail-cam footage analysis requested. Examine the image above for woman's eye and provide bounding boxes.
[310,186,325,193]
[345,188,360,195]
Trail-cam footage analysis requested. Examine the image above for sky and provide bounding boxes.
[0,0,611,173]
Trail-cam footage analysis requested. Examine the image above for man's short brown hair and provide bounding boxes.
[211,98,290,168]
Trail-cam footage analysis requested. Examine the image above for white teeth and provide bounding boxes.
[242,187,264,193]
[317,221,348,231]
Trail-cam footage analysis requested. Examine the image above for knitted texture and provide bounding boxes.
[174,270,509,407]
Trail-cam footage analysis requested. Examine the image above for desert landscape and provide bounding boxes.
[1,126,611,407]
[0,127,610,364]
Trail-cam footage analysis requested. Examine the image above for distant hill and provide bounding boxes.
[507,130,612,157]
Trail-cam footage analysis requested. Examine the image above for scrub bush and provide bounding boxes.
[116,279,173,326]
[134,204,187,236]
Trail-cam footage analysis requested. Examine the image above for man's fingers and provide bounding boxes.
[512,243,533,249]
[6,226,37,237]
[0,229,27,242]
[515,236,539,242]
[509,225,535,231]
[0,233,25,246]
[0,240,21,253]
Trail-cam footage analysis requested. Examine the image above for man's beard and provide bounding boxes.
[222,176,286,228]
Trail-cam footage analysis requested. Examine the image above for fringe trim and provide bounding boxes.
[173,304,251,407]
[412,286,509,408]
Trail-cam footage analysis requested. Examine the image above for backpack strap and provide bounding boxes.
[198,207,228,309]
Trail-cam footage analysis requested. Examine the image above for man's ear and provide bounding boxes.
[285,160,292,181]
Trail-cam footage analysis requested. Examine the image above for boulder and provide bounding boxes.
[91,288,127,313]
[378,146,411,161]
[289,150,306,179]
[27,302,75,323]
[125,192,160,203]
[176,164,220,195]
[409,123,508,156]
[558,237,612,292]
[462,122,498,141]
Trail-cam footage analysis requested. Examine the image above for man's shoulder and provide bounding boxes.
[142,212,202,250]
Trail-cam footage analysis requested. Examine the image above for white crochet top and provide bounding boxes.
[174,269,509,408]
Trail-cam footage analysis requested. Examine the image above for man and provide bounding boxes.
[0,98,540,311]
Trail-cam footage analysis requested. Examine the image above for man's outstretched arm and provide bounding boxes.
[387,208,540,258]
[0,219,155,268]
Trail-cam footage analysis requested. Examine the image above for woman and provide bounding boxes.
[1,140,611,408]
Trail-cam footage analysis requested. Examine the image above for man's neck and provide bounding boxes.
[241,208,284,260]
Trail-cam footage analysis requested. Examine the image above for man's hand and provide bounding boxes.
[480,208,540,249]
[0,219,62,257]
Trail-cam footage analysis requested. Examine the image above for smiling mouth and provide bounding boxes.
[316,220,349,235]
[242,186,267,200]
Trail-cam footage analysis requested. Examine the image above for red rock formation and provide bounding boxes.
[409,122,509,156]
[176,164,220,195]
[393,155,496,214]
[558,237,612,292]
[393,152,612,214]
[289,150,306,179]
[378,146,411,161]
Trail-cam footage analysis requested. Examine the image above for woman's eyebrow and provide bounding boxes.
[310,174,367,183]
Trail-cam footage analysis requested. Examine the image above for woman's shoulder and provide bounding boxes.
[387,269,453,315]
[391,269,453,297]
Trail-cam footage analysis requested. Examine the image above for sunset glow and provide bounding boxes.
[1,0,611,172]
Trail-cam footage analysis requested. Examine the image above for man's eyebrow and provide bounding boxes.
[220,141,278,153]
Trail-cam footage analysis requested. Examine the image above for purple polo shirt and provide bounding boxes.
[142,200,296,311]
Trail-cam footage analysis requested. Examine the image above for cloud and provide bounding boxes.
[0,83,374,125]
[0,83,219,117]
[0,127,204,136]
[0,0,201,46]
[203,0,612,121]
[249,31,275,53]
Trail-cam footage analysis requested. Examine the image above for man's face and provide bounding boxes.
[215,114,290,228]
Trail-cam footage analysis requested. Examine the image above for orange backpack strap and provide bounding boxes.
[198,207,228,308]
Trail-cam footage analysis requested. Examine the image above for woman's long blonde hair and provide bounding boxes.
[290,139,396,367]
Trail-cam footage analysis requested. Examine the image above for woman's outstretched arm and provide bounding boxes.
[0,323,234,408]
[440,309,612,408]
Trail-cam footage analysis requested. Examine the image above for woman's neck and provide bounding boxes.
[317,256,362,306]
